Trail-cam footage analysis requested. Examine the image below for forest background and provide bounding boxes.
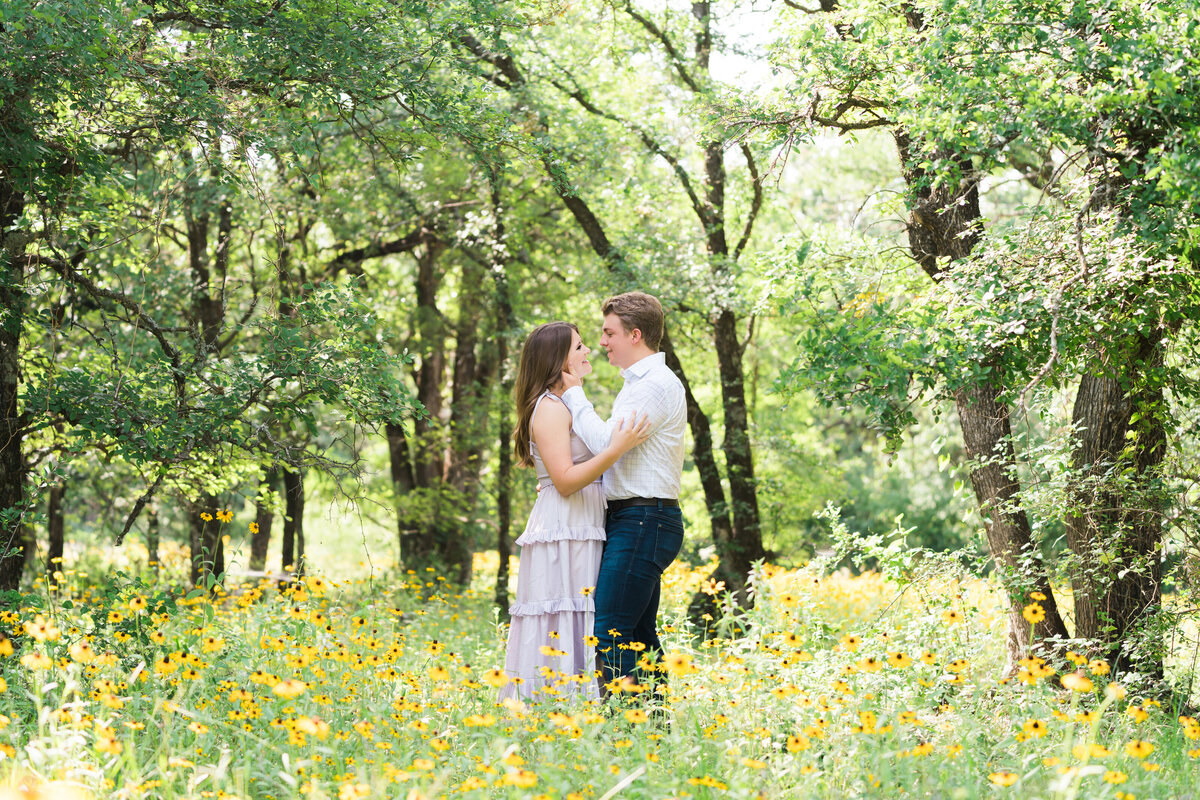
[4,0,1200,686]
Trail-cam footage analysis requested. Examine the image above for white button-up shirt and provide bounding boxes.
[561,352,686,501]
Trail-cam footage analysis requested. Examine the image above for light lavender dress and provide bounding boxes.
[500,392,606,702]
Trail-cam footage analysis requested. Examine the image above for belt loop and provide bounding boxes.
[656,498,664,510]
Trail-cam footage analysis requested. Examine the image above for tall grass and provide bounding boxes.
[1,547,1197,799]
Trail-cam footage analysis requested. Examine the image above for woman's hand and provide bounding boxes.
[609,413,652,454]
[560,365,583,394]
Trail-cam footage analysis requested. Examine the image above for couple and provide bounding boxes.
[500,291,686,703]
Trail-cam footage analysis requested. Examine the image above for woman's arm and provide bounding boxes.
[531,401,650,496]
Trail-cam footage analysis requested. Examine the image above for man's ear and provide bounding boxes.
[630,328,642,344]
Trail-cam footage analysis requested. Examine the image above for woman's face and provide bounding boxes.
[564,329,592,378]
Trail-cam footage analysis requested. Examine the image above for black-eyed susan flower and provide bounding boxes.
[1125,740,1154,759]
[1180,716,1200,739]
[95,728,122,755]
[1022,603,1045,624]
[26,615,62,643]
[338,782,370,800]
[481,668,509,688]
[1062,672,1094,692]
[988,772,1018,786]
[662,652,694,675]
[1103,770,1128,784]
[786,734,811,752]
[68,641,96,664]
[272,679,307,699]
[21,651,53,670]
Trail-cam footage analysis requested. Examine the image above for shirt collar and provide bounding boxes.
[621,351,665,379]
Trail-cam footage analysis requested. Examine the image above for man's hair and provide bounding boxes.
[603,291,664,351]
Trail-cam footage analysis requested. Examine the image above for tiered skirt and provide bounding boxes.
[500,481,606,702]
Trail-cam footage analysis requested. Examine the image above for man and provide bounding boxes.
[560,291,687,694]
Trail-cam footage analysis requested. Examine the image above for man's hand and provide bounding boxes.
[561,365,583,392]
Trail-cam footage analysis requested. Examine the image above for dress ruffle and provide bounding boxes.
[509,596,595,617]
[514,525,606,546]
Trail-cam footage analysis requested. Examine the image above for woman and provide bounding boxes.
[500,322,650,701]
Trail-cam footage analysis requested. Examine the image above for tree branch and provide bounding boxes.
[621,2,702,92]
[25,254,186,387]
[326,225,432,276]
[544,74,709,225]
[733,142,763,263]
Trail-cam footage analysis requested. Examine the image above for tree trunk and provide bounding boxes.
[46,482,65,575]
[0,174,28,592]
[1066,332,1167,673]
[496,394,513,621]
[955,379,1071,666]
[250,469,277,572]
[387,421,417,560]
[893,131,1071,662]
[282,469,304,575]
[440,255,498,585]
[412,239,447,491]
[714,310,765,576]
[693,2,765,607]
[189,493,224,587]
[400,238,456,575]
[146,501,160,577]
[490,177,515,617]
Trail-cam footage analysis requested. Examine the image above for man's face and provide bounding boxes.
[599,313,638,369]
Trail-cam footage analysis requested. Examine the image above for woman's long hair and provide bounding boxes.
[513,322,578,468]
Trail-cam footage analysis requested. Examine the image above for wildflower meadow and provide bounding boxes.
[1,532,1198,800]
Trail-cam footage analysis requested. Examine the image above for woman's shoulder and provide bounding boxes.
[532,393,570,422]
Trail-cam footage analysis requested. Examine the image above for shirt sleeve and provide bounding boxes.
[562,375,679,454]
[560,385,614,455]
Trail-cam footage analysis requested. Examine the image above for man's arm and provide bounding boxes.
[562,375,676,455]
[560,385,615,455]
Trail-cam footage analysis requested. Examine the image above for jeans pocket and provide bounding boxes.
[651,522,684,571]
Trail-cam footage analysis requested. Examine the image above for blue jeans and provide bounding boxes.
[594,503,684,687]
